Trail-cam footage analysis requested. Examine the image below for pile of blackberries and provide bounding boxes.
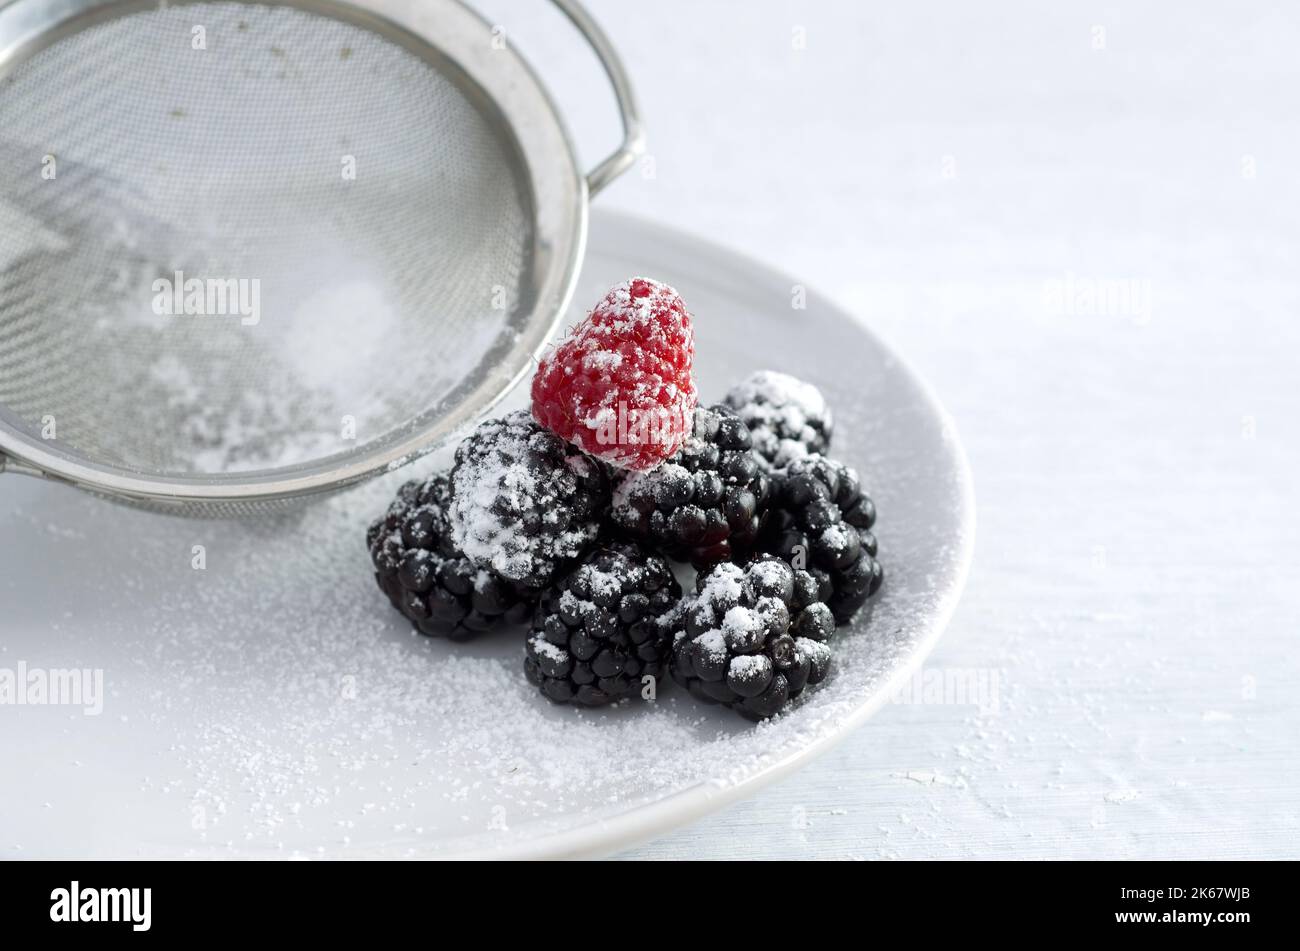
[366,371,882,720]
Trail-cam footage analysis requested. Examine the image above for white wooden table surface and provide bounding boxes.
[478,0,1300,859]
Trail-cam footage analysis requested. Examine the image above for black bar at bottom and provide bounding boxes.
[0,859,1284,938]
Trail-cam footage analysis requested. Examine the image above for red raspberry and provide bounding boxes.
[532,277,697,471]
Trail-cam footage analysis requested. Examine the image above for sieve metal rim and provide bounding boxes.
[0,0,643,508]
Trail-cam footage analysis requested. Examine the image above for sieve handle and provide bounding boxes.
[549,0,645,197]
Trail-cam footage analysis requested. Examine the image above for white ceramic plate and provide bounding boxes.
[0,210,973,859]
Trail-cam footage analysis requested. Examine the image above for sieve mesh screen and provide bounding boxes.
[0,1,534,476]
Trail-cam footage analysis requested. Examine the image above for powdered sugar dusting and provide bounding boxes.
[528,635,569,664]
[729,654,768,678]
[722,605,764,641]
[795,637,833,669]
[694,629,727,662]
[748,559,790,590]
[448,411,603,585]
[583,565,625,603]
[724,370,833,469]
[697,561,745,607]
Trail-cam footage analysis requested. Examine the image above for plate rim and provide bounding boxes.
[437,208,977,860]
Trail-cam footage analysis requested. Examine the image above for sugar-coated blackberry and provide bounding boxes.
[449,410,609,589]
[610,405,771,568]
[669,557,835,720]
[526,543,682,706]
[723,370,833,469]
[759,454,883,623]
[367,474,540,640]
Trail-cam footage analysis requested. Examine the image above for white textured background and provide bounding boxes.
[482,0,1300,858]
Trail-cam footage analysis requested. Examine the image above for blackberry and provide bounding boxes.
[723,370,833,469]
[759,454,883,623]
[526,543,682,706]
[669,557,835,720]
[367,474,540,640]
[610,405,771,567]
[449,410,609,589]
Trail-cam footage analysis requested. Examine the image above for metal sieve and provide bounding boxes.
[0,0,642,516]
